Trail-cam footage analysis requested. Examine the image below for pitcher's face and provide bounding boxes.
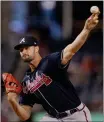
[20,46,38,62]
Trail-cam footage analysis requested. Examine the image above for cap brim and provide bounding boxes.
[14,44,32,50]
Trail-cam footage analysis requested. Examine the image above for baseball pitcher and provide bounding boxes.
[2,11,99,121]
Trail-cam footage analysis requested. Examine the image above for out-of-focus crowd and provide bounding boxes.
[1,1,103,122]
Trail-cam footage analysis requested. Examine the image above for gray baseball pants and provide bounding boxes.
[40,103,92,122]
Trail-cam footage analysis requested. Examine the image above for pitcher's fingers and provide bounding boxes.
[93,16,98,22]
[95,20,99,24]
[6,87,16,92]
[93,20,99,25]
[88,14,95,21]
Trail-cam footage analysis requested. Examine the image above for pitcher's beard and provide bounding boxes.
[23,58,33,62]
[21,55,33,63]
[22,57,33,63]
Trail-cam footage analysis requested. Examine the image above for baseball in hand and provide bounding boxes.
[90,6,100,14]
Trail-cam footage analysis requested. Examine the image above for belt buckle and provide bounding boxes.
[70,108,77,114]
[56,112,68,119]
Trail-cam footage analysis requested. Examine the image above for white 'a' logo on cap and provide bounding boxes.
[20,38,25,43]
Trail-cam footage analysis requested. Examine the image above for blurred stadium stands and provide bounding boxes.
[1,1,103,122]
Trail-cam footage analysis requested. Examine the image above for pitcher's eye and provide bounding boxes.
[19,46,29,52]
[25,47,29,50]
[20,48,23,52]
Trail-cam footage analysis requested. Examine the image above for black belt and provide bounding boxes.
[56,108,77,119]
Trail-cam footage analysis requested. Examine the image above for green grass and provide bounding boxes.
[91,112,104,122]
[32,112,104,122]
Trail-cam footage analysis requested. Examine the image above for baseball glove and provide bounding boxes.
[2,73,22,94]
